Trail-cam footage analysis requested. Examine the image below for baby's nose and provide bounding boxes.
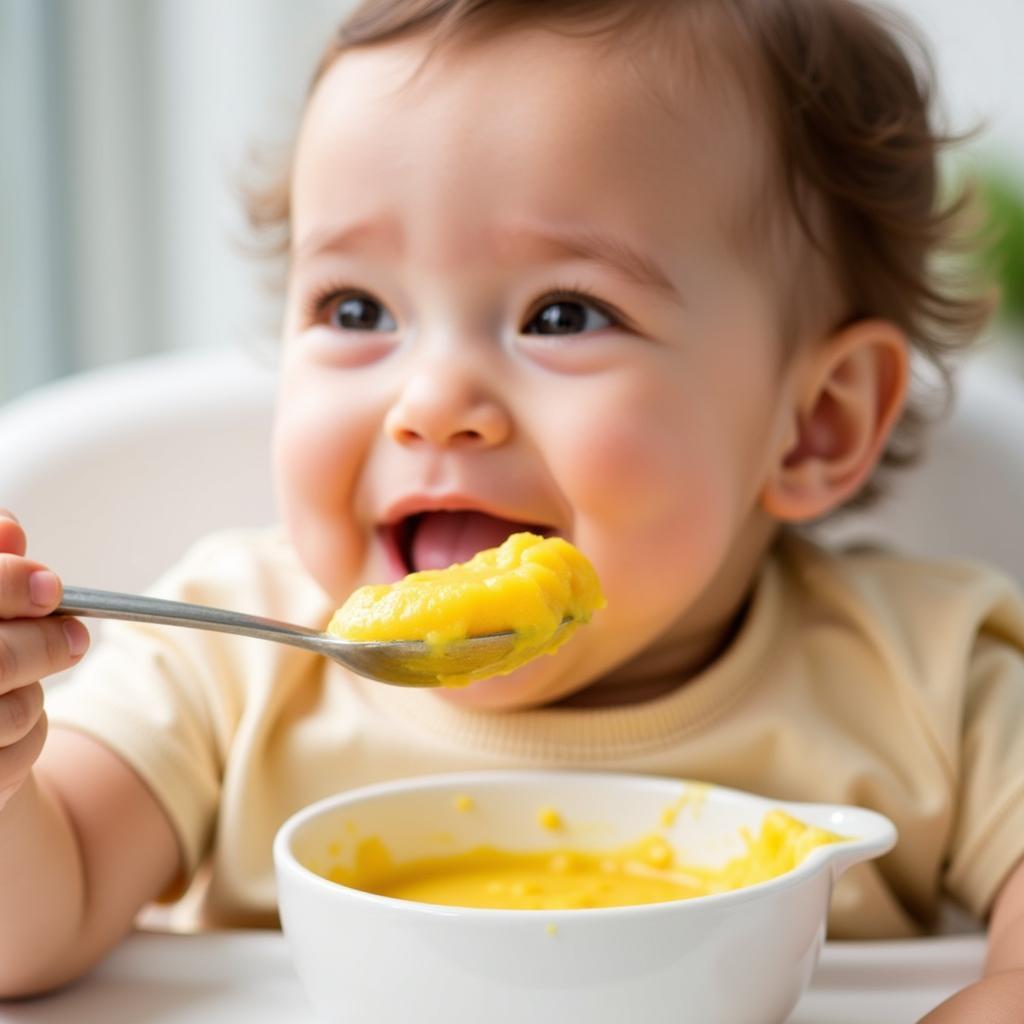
[384,368,511,449]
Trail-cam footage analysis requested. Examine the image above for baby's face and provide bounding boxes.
[275,27,800,709]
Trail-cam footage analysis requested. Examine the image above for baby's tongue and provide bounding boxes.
[410,511,527,572]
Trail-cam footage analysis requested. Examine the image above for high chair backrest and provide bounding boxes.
[813,354,1024,591]
[0,347,278,593]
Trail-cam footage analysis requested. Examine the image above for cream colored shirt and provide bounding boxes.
[46,527,1024,938]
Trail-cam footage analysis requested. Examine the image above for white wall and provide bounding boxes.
[146,0,350,363]
[1,0,351,402]
[892,0,1024,166]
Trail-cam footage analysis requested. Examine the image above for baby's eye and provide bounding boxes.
[523,296,615,336]
[326,293,397,332]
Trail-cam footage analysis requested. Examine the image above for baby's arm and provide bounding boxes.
[917,857,1024,1021]
[0,513,180,997]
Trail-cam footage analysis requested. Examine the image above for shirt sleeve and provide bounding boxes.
[944,613,1024,918]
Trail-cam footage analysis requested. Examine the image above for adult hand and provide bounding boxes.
[0,511,88,812]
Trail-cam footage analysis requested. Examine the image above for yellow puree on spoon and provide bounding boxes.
[325,809,843,910]
[327,532,606,686]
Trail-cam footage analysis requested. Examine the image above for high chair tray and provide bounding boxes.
[0,930,986,1022]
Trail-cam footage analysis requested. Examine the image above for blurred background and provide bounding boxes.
[1,0,1023,403]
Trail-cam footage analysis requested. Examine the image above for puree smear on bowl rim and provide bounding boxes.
[327,532,605,685]
[320,808,844,911]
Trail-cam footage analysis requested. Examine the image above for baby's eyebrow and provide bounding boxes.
[292,217,681,304]
[492,224,681,303]
[292,218,402,264]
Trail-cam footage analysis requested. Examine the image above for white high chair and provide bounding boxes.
[0,346,279,593]
[0,344,1022,593]
[813,350,1024,585]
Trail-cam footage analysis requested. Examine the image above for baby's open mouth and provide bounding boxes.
[388,510,554,574]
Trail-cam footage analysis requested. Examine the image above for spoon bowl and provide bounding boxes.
[55,586,570,687]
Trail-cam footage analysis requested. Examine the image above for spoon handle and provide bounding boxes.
[57,585,329,654]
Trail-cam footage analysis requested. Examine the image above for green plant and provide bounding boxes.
[979,167,1024,328]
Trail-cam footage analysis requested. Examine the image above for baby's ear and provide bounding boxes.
[760,319,909,523]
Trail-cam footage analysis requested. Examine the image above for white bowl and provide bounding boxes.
[274,770,895,1024]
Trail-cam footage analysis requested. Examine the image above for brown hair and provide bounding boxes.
[246,0,993,511]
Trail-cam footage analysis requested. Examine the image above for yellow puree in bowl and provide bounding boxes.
[325,810,843,910]
[327,532,605,685]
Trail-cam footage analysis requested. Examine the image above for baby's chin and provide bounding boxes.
[432,656,588,712]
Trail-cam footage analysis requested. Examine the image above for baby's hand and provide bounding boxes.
[0,511,89,813]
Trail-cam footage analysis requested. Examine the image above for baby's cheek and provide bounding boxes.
[566,414,730,527]
[564,414,740,602]
[274,388,355,502]
[271,387,373,598]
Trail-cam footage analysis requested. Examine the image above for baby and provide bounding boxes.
[1,0,1021,1019]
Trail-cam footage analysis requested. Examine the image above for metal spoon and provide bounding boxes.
[55,586,569,687]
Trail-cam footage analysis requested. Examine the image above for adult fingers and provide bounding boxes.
[0,554,63,619]
[0,682,44,748]
[0,618,89,697]
[0,712,48,797]
[0,511,26,558]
